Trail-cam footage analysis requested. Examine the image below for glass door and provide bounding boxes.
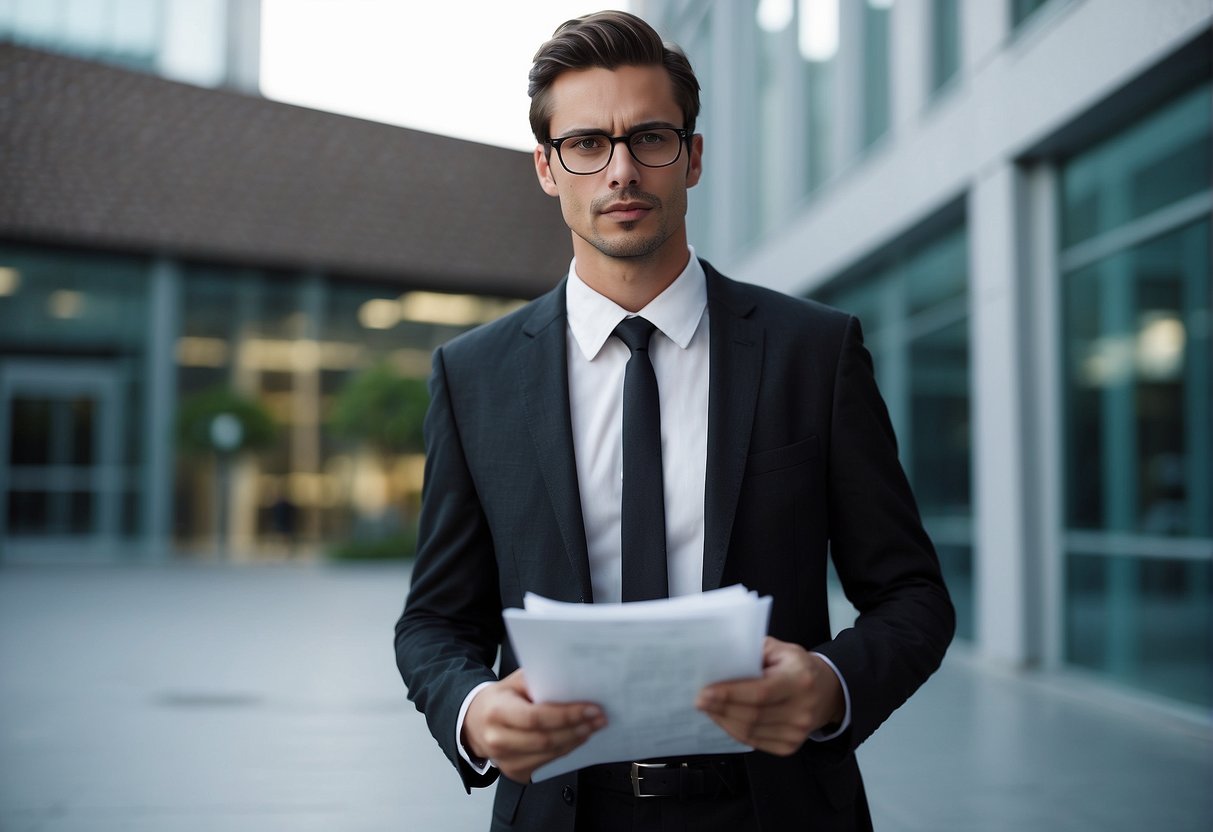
[0,361,125,561]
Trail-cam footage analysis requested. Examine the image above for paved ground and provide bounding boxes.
[0,562,1209,831]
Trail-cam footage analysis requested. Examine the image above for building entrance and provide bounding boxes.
[0,360,127,562]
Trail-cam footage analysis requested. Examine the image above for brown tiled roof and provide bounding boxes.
[0,43,571,298]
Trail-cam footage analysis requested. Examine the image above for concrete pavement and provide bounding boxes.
[0,562,1209,831]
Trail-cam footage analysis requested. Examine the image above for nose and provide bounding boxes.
[605,139,641,189]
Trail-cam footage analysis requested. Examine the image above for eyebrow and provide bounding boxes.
[552,120,681,140]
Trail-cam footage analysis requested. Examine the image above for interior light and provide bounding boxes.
[757,0,794,33]
[48,289,84,319]
[358,298,401,330]
[1079,335,1133,387]
[176,336,230,367]
[399,291,485,327]
[1136,314,1186,380]
[0,267,19,295]
[868,0,894,9]
[799,0,839,62]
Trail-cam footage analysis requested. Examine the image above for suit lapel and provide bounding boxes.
[702,265,763,591]
[516,283,594,602]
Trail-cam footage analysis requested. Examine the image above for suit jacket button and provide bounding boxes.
[561,785,575,805]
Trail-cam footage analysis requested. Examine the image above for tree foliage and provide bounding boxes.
[329,362,429,457]
[176,387,277,455]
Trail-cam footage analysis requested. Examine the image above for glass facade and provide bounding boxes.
[801,0,837,194]
[1060,83,1212,707]
[172,267,523,555]
[816,225,974,639]
[929,0,959,94]
[0,0,234,88]
[744,0,840,248]
[1012,0,1052,28]
[683,8,714,258]
[0,244,524,560]
[860,0,891,148]
[644,0,1210,714]
[0,244,150,554]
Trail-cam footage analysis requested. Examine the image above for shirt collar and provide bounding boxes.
[565,247,707,361]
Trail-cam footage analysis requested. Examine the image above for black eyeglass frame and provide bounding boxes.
[546,128,691,175]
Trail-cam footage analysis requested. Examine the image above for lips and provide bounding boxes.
[601,201,653,221]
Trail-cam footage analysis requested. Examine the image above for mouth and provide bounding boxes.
[600,201,654,221]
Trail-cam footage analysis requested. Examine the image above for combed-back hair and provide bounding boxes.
[528,10,700,144]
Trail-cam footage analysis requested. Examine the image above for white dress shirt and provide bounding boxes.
[565,251,710,602]
[456,248,849,771]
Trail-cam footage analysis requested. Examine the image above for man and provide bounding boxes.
[395,11,954,831]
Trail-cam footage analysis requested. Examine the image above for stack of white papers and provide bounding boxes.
[502,585,772,781]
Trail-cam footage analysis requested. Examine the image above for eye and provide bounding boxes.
[570,135,608,152]
[632,131,667,146]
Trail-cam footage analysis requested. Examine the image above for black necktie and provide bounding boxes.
[614,316,668,601]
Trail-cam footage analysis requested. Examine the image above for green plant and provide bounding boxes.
[329,362,429,458]
[327,529,418,561]
[176,387,277,455]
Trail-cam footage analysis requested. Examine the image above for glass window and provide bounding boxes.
[1061,86,1211,248]
[0,245,149,545]
[1063,222,1211,536]
[861,0,892,148]
[753,0,793,243]
[817,224,973,638]
[1012,0,1051,28]
[174,266,525,553]
[800,0,838,193]
[1060,82,1212,708]
[61,0,111,55]
[1066,553,1212,707]
[110,0,160,67]
[683,8,714,260]
[929,0,960,94]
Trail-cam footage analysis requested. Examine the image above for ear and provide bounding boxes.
[685,133,704,189]
[534,145,560,197]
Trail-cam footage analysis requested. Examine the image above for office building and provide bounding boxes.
[637,0,1211,713]
[0,4,569,563]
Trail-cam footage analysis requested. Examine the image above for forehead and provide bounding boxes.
[547,64,682,135]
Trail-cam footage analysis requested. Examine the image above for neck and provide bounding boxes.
[571,237,691,313]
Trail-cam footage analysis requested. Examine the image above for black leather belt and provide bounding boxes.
[581,757,748,799]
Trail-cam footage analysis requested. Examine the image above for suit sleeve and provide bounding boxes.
[394,345,502,791]
[813,315,956,751]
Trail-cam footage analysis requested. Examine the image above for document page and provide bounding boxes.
[502,585,772,781]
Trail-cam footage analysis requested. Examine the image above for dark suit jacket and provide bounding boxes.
[395,261,955,831]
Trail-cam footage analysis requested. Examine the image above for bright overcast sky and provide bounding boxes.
[260,1,631,152]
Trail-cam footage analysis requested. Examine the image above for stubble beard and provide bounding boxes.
[582,189,678,260]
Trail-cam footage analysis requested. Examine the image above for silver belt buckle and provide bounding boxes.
[630,761,681,798]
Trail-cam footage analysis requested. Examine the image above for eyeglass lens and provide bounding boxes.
[558,129,683,174]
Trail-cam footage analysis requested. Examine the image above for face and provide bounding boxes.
[534,65,703,266]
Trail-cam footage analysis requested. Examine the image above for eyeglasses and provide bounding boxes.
[547,127,690,175]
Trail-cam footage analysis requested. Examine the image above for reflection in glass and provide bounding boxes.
[861,0,891,148]
[1061,85,1211,248]
[816,225,972,638]
[1012,0,1051,27]
[930,0,960,94]
[1066,553,1212,707]
[1060,80,1212,708]
[801,0,836,193]
[1063,221,1211,536]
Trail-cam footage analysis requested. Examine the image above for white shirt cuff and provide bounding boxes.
[808,651,852,742]
[455,681,496,774]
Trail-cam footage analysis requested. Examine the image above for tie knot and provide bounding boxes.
[613,316,657,353]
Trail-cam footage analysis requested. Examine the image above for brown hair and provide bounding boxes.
[527,10,701,144]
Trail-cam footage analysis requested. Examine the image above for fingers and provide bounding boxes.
[463,670,607,782]
[695,640,843,756]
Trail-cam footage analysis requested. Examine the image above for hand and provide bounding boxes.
[695,637,845,756]
[462,669,607,783]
